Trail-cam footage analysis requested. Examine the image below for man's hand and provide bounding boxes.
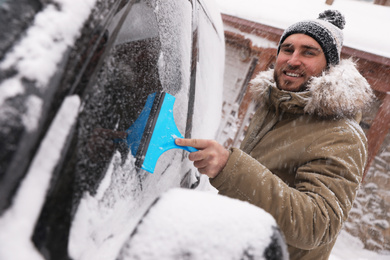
[175,138,229,178]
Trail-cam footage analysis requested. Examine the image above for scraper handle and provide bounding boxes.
[184,145,198,153]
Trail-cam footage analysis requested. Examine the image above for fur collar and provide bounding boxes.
[250,59,374,118]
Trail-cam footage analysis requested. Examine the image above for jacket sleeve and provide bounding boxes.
[210,129,366,250]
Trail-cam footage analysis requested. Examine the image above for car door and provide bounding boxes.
[32,0,196,259]
[0,0,225,259]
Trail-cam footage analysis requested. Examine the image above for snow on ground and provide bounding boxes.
[330,230,390,260]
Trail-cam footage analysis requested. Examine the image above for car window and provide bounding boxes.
[70,0,194,202]
[31,0,195,258]
[0,0,225,258]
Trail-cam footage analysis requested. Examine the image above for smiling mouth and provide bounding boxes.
[284,71,303,78]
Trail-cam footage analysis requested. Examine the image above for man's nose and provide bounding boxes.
[287,52,302,67]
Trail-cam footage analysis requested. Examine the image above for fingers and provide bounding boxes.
[176,138,230,178]
[193,158,209,169]
[196,150,229,178]
[175,138,210,149]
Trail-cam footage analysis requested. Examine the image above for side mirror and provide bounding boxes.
[118,188,289,260]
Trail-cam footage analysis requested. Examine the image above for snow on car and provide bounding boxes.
[0,0,287,259]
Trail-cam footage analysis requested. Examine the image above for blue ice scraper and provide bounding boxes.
[125,92,197,173]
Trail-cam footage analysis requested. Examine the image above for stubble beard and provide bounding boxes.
[273,70,309,92]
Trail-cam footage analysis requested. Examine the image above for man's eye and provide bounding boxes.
[304,51,315,56]
[304,49,322,57]
[281,47,294,54]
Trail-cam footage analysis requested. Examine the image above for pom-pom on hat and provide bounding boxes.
[277,10,346,66]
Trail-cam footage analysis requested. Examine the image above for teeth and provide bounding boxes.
[286,72,301,77]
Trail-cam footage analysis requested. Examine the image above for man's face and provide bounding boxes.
[274,34,327,92]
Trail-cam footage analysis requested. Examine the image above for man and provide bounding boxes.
[176,10,374,260]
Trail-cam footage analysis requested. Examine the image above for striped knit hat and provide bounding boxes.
[277,10,346,66]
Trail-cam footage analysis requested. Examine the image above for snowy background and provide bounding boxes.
[0,0,389,259]
[214,0,390,259]
[214,0,390,58]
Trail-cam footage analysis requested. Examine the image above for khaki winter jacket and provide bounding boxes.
[210,59,374,260]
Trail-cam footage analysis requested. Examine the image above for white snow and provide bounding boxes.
[0,77,24,105]
[191,0,225,139]
[224,24,278,49]
[0,0,97,130]
[0,0,97,87]
[330,230,390,260]
[0,95,80,260]
[67,150,182,260]
[119,188,280,260]
[215,0,390,58]
[0,0,389,259]
[21,95,43,132]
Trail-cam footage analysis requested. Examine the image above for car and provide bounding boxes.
[0,0,225,259]
[119,188,289,260]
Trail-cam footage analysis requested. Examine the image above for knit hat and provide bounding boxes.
[277,10,346,66]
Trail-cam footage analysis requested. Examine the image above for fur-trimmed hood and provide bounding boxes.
[250,59,374,118]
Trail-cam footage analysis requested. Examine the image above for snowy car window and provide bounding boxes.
[0,0,224,258]
[70,0,194,198]
[30,0,188,256]
[71,0,166,202]
[67,1,198,258]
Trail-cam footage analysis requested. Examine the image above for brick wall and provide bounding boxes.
[375,0,390,6]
